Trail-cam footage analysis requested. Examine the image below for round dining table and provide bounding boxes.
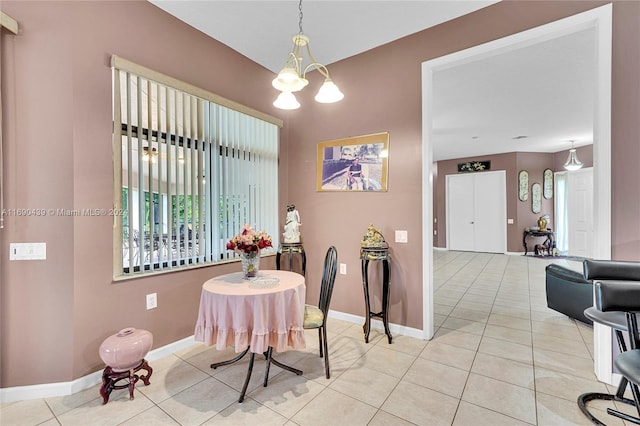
[194,269,307,402]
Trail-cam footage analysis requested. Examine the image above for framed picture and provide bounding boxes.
[518,170,529,201]
[458,160,490,173]
[543,168,553,199]
[316,132,389,192]
[531,183,542,213]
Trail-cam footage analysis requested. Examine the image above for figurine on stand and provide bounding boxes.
[361,223,386,247]
[283,204,302,243]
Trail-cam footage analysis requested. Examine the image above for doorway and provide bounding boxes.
[422,5,612,381]
[446,171,506,253]
[555,168,595,258]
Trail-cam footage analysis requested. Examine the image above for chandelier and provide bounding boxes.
[563,140,583,171]
[272,0,344,110]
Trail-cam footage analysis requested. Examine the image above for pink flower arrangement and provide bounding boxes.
[226,224,273,254]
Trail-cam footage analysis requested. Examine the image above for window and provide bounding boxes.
[112,57,281,277]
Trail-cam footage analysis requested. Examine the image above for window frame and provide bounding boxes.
[112,56,282,279]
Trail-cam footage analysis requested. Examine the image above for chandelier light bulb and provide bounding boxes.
[272,67,308,92]
[273,91,300,110]
[315,79,344,103]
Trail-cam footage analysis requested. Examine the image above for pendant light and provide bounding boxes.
[563,140,583,171]
[272,0,344,109]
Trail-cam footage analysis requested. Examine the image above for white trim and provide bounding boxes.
[111,55,283,128]
[0,336,196,403]
[0,311,425,403]
[327,310,425,340]
[422,4,613,380]
[422,61,435,340]
[0,11,18,35]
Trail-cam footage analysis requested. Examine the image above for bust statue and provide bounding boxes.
[537,214,550,231]
[283,204,302,243]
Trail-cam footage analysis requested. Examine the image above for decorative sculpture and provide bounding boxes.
[537,214,550,231]
[283,204,302,243]
[361,223,387,247]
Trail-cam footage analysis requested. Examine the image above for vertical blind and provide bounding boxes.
[112,57,280,277]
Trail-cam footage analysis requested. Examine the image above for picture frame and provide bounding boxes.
[458,160,490,173]
[518,170,529,201]
[543,168,553,199]
[316,132,389,192]
[531,183,542,213]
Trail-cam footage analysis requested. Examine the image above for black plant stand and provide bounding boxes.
[360,246,392,344]
[276,243,306,276]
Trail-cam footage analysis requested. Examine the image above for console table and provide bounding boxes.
[360,246,392,344]
[523,229,555,255]
[276,243,306,276]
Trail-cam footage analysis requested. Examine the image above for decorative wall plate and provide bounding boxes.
[518,170,529,201]
[532,183,542,213]
[543,168,553,199]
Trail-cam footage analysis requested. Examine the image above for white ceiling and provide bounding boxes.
[149,1,595,161]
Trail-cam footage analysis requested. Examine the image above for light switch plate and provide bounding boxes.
[9,242,46,260]
[395,230,408,243]
[339,263,347,275]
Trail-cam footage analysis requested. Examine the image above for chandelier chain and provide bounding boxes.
[298,0,304,34]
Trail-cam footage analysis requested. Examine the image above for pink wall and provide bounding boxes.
[0,0,289,387]
[285,0,639,333]
[1,0,638,389]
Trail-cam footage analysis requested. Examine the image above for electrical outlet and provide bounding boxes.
[146,293,157,310]
[339,263,347,275]
[395,230,408,243]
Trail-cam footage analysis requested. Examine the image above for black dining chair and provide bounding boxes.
[304,246,338,379]
[590,278,640,424]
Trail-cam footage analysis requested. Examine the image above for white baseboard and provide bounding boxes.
[1,314,422,404]
[0,335,196,403]
[327,310,425,340]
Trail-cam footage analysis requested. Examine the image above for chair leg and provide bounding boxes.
[578,329,637,424]
[318,328,323,358]
[606,382,640,424]
[322,325,330,379]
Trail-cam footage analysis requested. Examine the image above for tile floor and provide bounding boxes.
[1,251,632,425]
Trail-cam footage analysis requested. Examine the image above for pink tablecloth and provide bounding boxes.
[194,270,306,354]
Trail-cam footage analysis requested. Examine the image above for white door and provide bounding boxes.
[567,168,594,257]
[473,171,507,253]
[447,171,506,253]
[447,174,475,251]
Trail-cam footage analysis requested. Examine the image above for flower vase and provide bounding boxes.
[240,252,260,279]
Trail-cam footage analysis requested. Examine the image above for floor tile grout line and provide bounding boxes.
[523,255,541,426]
[437,251,504,425]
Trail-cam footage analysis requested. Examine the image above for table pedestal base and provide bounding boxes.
[99,359,152,404]
[211,347,302,403]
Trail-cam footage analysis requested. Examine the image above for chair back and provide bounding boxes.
[318,246,338,317]
[584,259,640,281]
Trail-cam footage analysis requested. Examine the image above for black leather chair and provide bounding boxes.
[545,263,593,324]
[577,259,640,425]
